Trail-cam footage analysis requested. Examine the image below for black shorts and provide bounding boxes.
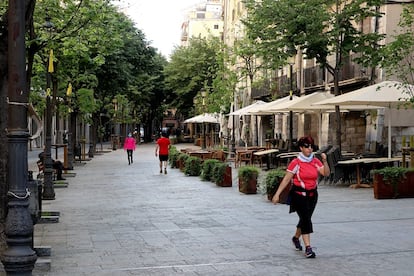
[159,154,168,161]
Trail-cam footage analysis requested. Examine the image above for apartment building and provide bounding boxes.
[222,0,414,155]
[180,0,224,47]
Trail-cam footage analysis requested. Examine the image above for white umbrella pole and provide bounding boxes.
[388,108,391,158]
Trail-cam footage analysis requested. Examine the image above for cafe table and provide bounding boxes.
[337,157,401,188]
[253,149,279,169]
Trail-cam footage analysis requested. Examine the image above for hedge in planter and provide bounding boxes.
[184,156,202,176]
[238,166,260,194]
[168,147,179,168]
[212,162,232,187]
[263,168,286,200]
[177,153,189,171]
[201,159,221,181]
[372,166,414,199]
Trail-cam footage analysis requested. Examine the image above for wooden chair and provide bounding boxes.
[239,150,254,166]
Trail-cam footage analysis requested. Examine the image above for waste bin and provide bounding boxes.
[28,171,42,224]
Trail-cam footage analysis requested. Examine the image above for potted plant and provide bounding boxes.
[201,159,221,181]
[184,156,202,176]
[177,153,189,171]
[212,162,232,187]
[372,166,414,199]
[262,168,286,200]
[238,166,260,194]
[168,146,179,168]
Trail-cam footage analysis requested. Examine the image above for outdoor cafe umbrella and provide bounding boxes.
[246,95,299,115]
[228,100,266,116]
[256,92,383,146]
[183,113,219,124]
[314,81,414,158]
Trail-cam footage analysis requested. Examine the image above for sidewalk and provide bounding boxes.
[14,143,414,275]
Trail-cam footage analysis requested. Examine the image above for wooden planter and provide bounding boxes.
[176,159,185,172]
[238,173,257,194]
[373,171,414,199]
[216,165,232,187]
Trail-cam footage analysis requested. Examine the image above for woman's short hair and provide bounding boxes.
[298,136,314,147]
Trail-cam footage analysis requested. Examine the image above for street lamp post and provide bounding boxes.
[1,0,38,273]
[42,16,56,200]
[288,62,294,151]
[66,83,74,170]
[201,89,207,149]
[231,91,236,152]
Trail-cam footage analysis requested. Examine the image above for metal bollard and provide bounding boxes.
[28,171,42,224]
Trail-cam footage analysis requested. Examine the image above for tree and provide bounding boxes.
[164,37,224,117]
[0,0,166,250]
[243,0,384,151]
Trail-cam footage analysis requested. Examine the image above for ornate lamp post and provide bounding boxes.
[288,58,295,151]
[66,83,74,170]
[1,0,38,273]
[201,89,207,149]
[42,16,56,200]
[231,90,236,152]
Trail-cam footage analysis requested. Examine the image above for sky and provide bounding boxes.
[114,0,204,59]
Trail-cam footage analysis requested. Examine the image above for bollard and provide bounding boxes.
[28,171,41,225]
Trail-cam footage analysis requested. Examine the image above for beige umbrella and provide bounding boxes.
[247,95,298,115]
[184,113,219,124]
[228,100,266,115]
[314,81,414,157]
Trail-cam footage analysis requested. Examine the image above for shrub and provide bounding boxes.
[211,162,228,184]
[168,146,179,168]
[262,168,286,198]
[201,159,221,181]
[184,156,202,176]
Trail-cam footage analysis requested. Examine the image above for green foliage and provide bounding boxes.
[168,146,179,168]
[165,37,230,117]
[261,168,286,196]
[201,159,221,181]
[373,167,409,184]
[243,0,384,74]
[184,156,202,176]
[238,166,260,184]
[380,4,414,102]
[211,162,228,185]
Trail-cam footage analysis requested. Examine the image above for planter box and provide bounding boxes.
[373,171,414,199]
[238,174,257,194]
[217,166,232,187]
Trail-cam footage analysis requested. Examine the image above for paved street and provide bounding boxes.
[5,143,414,275]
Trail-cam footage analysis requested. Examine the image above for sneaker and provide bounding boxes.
[160,169,162,173]
[305,246,316,258]
[292,236,302,251]
[164,169,167,174]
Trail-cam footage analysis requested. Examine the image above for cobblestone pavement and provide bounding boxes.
[4,143,414,275]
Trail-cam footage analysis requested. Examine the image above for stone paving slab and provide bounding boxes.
[3,143,413,275]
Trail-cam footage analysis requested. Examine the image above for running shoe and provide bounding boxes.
[305,246,316,258]
[292,236,302,251]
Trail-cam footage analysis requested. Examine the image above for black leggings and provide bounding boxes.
[290,191,318,235]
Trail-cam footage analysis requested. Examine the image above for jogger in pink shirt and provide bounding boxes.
[123,133,136,165]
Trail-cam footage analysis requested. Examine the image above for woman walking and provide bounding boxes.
[272,136,330,258]
[123,133,136,165]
